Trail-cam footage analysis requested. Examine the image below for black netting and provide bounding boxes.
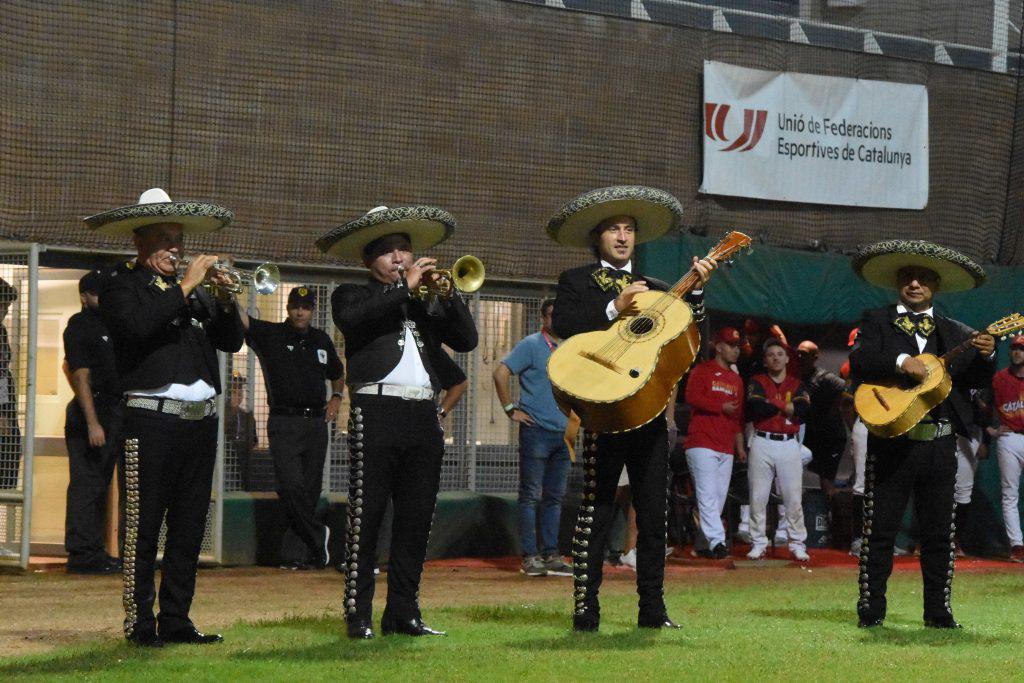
[1,0,1023,274]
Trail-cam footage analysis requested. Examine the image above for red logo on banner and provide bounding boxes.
[705,103,768,152]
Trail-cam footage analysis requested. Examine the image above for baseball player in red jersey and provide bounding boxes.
[684,327,746,560]
[745,338,811,561]
[991,336,1024,562]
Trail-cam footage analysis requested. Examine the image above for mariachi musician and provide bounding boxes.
[87,188,244,646]
[849,239,994,629]
[317,205,478,640]
[547,186,716,631]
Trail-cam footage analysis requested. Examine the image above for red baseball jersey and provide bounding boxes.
[993,368,1024,432]
[747,373,808,435]
[684,359,744,454]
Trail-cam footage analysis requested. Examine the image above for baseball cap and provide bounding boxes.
[288,286,316,308]
[79,269,105,294]
[714,327,741,345]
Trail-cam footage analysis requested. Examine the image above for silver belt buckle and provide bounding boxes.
[178,400,207,421]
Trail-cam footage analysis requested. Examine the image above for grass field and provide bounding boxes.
[2,563,1022,681]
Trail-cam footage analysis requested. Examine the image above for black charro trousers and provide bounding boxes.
[571,415,670,621]
[343,395,444,624]
[857,433,958,623]
[122,409,217,637]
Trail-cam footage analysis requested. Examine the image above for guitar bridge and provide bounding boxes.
[578,351,624,374]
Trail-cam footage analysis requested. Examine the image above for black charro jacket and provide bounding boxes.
[331,277,478,392]
[551,263,704,340]
[100,261,244,394]
[849,304,994,437]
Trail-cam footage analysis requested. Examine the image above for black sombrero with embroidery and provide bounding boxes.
[316,205,456,260]
[84,188,233,237]
[853,239,986,292]
[546,185,683,248]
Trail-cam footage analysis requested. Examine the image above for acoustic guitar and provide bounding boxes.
[547,231,752,434]
[855,313,1024,438]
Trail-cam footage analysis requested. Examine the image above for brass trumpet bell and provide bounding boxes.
[409,254,485,300]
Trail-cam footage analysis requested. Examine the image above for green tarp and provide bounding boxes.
[638,234,1024,332]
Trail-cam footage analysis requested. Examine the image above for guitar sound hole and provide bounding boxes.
[629,317,655,335]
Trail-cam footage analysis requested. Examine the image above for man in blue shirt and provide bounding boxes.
[493,298,572,577]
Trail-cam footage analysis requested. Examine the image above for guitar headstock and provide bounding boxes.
[987,313,1024,340]
[706,231,753,265]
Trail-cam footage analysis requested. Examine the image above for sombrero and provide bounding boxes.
[545,185,683,248]
[316,205,456,260]
[84,188,233,236]
[852,239,985,293]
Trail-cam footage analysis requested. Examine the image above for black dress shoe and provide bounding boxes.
[638,614,681,629]
[572,613,600,632]
[160,627,224,644]
[279,560,312,571]
[924,616,962,629]
[381,617,446,636]
[68,559,121,575]
[347,620,375,639]
[711,543,729,560]
[857,616,884,628]
[126,630,163,648]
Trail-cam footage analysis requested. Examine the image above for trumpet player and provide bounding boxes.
[236,286,344,571]
[86,188,243,647]
[317,206,478,639]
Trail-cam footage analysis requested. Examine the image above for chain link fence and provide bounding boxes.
[221,286,565,497]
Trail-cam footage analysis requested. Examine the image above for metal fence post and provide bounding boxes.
[213,351,227,564]
[19,243,40,569]
[467,291,481,491]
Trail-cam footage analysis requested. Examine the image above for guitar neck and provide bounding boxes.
[668,271,702,299]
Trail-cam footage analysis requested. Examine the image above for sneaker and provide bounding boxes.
[893,546,912,557]
[735,530,753,545]
[746,545,767,560]
[711,543,729,560]
[773,532,789,545]
[849,537,862,557]
[541,555,573,576]
[520,555,547,577]
[791,547,810,562]
[620,549,637,570]
[1010,545,1024,563]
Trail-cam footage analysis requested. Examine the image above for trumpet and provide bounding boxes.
[401,255,485,300]
[173,256,280,295]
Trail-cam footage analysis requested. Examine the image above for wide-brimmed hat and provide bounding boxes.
[546,185,683,248]
[316,205,456,260]
[84,188,233,237]
[853,239,985,293]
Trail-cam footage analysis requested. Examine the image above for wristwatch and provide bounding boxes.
[437,406,447,418]
[330,391,343,400]
[503,402,516,416]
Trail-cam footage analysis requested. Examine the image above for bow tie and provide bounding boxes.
[592,267,634,294]
[894,312,935,338]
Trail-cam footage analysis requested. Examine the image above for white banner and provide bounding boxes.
[700,61,929,209]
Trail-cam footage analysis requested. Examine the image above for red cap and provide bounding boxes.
[715,327,741,345]
[1011,335,1024,349]
[847,327,859,348]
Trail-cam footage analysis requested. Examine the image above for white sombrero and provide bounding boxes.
[316,205,456,260]
[84,188,233,237]
[853,239,986,293]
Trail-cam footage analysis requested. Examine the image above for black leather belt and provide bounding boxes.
[270,406,325,418]
[755,430,795,441]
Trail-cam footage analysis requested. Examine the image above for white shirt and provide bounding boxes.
[379,325,432,389]
[129,380,216,401]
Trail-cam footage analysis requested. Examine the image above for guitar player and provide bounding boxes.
[546,185,716,632]
[849,240,994,630]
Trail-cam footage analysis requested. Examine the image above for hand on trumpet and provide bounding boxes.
[181,254,232,298]
[403,257,437,291]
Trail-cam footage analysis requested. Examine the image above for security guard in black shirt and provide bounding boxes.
[63,270,123,574]
[239,286,344,569]
[88,188,244,647]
